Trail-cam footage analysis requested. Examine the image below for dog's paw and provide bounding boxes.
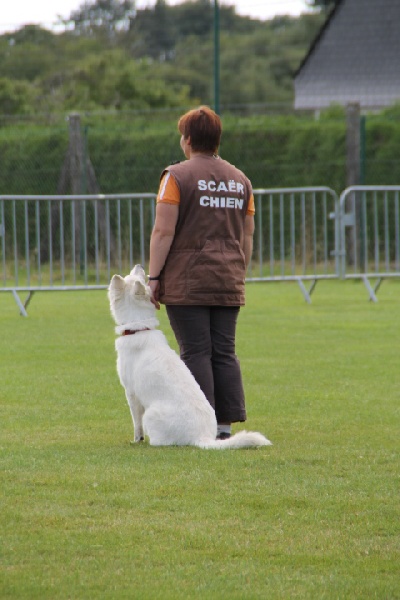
[130,437,145,445]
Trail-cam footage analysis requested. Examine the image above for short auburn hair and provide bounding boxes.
[178,106,222,154]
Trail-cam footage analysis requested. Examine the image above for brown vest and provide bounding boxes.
[159,154,252,306]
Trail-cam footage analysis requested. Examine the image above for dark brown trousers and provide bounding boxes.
[166,305,246,423]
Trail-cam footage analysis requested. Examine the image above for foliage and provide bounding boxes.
[381,101,400,119]
[1,281,399,598]
[306,0,339,8]
[41,49,193,112]
[0,78,36,115]
[64,0,135,38]
[364,116,400,185]
[0,2,325,115]
[0,126,67,194]
[2,110,399,197]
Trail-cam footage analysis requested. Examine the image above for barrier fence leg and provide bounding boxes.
[362,276,382,303]
[11,290,34,316]
[297,279,317,304]
[24,292,35,312]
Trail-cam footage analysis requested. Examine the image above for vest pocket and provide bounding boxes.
[162,249,193,299]
[187,239,245,296]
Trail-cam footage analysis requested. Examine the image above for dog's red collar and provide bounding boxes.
[122,328,150,336]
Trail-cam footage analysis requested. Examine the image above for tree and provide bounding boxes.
[125,0,174,60]
[307,0,339,9]
[0,3,326,115]
[0,26,59,81]
[37,49,193,112]
[0,77,36,114]
[65,0,135,39]
[124,0,247,61]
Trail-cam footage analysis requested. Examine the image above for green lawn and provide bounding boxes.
[1,280,399,599]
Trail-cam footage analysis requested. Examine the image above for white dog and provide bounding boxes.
[108,265,272,449]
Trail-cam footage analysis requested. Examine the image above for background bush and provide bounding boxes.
[0,112,399,197]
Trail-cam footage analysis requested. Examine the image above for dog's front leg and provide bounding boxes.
[126,393,145,442]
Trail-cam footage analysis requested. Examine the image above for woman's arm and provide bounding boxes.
[148,202,179,308]
[243,214,255,268]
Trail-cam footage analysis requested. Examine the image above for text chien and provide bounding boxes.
[197,179,245,210]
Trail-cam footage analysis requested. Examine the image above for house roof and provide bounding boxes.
[294,0,400,110]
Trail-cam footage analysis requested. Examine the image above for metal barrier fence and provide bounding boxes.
[249,187,339,302]
[0,194,156,316]
[0,187,399,315]
[338,186,400,301]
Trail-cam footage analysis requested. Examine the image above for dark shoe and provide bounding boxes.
[216,432,231,440]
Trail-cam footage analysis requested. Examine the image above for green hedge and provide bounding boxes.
[0,115,399,196]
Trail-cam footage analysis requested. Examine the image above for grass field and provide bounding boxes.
[1,280,399,599]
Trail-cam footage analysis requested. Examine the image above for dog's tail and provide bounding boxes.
[197,430,272,450]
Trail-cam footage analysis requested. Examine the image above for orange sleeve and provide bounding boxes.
[157,171,180,205]
[247,193,255,216]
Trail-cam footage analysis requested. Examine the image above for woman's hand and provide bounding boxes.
[148,280,161,310]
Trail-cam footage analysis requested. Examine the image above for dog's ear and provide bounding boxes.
[109,274,125,295]
[133,280,146,296]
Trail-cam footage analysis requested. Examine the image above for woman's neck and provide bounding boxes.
[189,150,218,159]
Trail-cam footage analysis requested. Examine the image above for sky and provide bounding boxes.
[0,1,309,33]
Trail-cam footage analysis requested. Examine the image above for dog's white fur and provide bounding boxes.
[108,265,272,449]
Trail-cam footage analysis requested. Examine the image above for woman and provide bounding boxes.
[148,106,255,440]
